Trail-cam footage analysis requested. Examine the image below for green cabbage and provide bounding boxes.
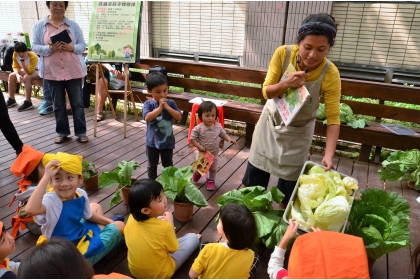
[345,188,411,259]
[318,103,367,129]
[290,165,358,232]
[317,103,326,119]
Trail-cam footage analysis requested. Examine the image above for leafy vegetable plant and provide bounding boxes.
[289,165,358,232]
[99,160,140,207]
[318,103,367,129]
[217,186,294,250]
[346,188,411,259]
[378,149,420,190]
[82,160,97,180]
[157,166,208,207]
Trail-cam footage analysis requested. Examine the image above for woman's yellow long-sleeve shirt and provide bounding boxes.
[262,45,341,125]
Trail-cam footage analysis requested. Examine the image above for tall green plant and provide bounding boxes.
[99,160,140,207]
[157,166,208,208]
[217,186,295,250]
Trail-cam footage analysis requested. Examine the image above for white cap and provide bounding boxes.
[0,37,8,47]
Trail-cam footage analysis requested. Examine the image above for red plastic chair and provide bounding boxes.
[187,103,225,143]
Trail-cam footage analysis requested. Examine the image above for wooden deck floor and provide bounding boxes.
[1,93,419,279]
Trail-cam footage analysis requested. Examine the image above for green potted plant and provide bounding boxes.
[82,160,99,191]
[378,149,420,190]
[345,188,411,268]
[157,166,208,222]
[99,160,140,207]
[217,186,294,252]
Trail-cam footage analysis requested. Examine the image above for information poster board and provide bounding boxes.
[87,1,142,63]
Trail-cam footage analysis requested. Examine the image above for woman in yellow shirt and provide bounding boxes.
[242,13,341,208]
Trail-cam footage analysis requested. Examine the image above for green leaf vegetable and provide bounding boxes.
[157,166,208,208]
[99,160,140,207]
[378,149,420,190]
[289,165,358,232]
[82,160,97,181]
[217,186,294,250]
[345,188,411,259]
[318,103,367,129]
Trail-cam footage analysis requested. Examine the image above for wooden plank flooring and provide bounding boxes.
[1,92,419,279]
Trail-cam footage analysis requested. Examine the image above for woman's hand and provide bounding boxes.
[60,42,74,52]
[322,156,334,171]
[49,41,62,52]
[286,71,309,88]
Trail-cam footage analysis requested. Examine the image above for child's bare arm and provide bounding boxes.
[87,212,114,226]
[163,102,182,121]
[26,160,59,216]
[191,139,206,152]
[222,133,236,144]
[278,218,299,249]
[144,105,164,122]
[189,268,200,279]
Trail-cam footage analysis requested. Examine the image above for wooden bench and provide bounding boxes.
[124,58,420,163]
[0,70,43,95]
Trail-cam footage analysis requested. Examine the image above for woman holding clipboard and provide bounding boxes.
[242,13,341,208]
[32,1,88,144]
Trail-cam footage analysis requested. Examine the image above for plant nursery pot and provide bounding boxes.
[173,201,194,222]
[367,256,376,270]
[120,187,130,205]
[408,181,415,189]
[83,173,99,191]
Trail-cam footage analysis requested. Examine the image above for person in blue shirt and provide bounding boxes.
[143,72,182,180]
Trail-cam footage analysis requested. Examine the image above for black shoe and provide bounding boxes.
[17,101,34,112]
[6,98,17,108]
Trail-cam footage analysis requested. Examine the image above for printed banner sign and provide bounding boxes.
[87,1,142,63]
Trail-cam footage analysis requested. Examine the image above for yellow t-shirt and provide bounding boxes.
[12,51,38,75]
[263,45,341,125]
[191,242,254,279]
[125,215,178,279]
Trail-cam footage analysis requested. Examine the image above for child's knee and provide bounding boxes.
[89,202,101,212]
[113,221,125,235]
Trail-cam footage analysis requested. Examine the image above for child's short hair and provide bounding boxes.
[128,179,164,221]
[219,204,257,250]
[146,72,168,91]
[18,238,94,278]
[14,42,27,53]
[197,101,218,121]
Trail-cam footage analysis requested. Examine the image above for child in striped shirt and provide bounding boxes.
[190,101,236,190]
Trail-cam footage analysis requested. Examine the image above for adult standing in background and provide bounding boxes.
[32,1,88,144]
[242,13,341,208]
[0,88,23,156]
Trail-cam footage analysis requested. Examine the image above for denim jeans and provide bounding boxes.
[42,78,51,102]
[46,78,87,137]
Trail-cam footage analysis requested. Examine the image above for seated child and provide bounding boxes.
[125,179,200,279]
[190,101,236,190]
[0,222,19,279]
[268,218,369,279]
[17,238,131,279]
[9,145,46,238]
[189,204,257,279]
[25,152,125,265]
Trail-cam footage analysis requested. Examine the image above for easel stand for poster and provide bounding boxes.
[93,63,139,138]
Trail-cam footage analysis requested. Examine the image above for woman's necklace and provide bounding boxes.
[49,16,63,26]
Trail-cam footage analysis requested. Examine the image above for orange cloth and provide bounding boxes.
[288,231,370,279]
[10,145,44,192]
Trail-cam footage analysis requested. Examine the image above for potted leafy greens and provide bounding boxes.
[378,149,420,190]
[345,188,411,266]
[157,166,208,222]
[99,160,140,207]
[217,186,294,251]
[82,160,99,191]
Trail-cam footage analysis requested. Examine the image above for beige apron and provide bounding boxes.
[249,45,331,181]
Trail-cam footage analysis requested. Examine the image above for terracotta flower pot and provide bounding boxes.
[120,187,130,205]
[83,173,99,191]
[408,181,415,189]
[174,201,194,222]
[367,256,376,270]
